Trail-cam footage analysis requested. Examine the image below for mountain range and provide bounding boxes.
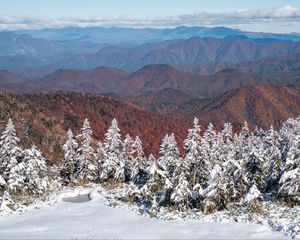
[0,25,300,156]
[16,26,300,44]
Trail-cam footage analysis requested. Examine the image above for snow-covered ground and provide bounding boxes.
[0,188,288,239]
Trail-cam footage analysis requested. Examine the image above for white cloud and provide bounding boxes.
[0,5,300,31]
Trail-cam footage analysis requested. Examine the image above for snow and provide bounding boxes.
[244,184,262,203]
[0,188,288,239]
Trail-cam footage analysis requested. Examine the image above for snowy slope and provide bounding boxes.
[0,189,288,239]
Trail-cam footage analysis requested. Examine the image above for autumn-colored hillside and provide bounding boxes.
[0,91,192,164]
[179,84,300,128]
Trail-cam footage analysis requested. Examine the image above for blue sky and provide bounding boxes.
[0,0,296,17]
[0,0,300,33]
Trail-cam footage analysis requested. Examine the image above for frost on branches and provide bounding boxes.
[101,119,126,182]
[61,129,78,185]
[0,119,51,212]
[0,114,300,238]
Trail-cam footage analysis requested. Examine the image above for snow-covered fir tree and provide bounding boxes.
[22,146,49,194]
[171,158,191,210]
[278,134,300,203]
[101,119,126,182]
[131,136,148,185]
[222,139,249,202]
[77,119,96,181]
[203,164,228,214]
[121,134,134,172]
[0,119,22,180]
[246,141,266,191]
[142,154,170,205]
[183,117,203,186]
[159,133,180,178]
[61,129,78,185]
[95,141,106,182]
[6,160,25,193]
[263,126,282,192]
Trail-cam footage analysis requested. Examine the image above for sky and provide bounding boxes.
[1,0,300,33]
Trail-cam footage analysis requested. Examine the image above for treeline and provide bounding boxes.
[0,116,299,214]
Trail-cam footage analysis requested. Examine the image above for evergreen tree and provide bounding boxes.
[196,123,215,188]
[23,146,49,194]
[131,136,148,185]
[122,134,134,175]
[171,158,191,210]
[7,161,25,193]
[101,119,126,182]
[77,119,96,181]
[159,133,180,178]
[170,173,191,210]
[95,141,106,182]
[184,117,202,186]
[203,164,228,214]
[246,141,265,191]
[0,119,22,180]
[278,134,300,203]
[61,129,78,184]
[264,126,282,192]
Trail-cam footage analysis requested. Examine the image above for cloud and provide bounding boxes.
[0,5,300,31]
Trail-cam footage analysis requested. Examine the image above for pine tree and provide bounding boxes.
[101,119,126,182]
[61,129,78,184]
[184,117,202,186]
[278,134,300,203]
[170,173,191,210]
[264,126,282,192]
[122,134,134,176]
[159,133,180,178]
[77,118,96,181]
[23,146,49,194]
[95,141,106,182]
[131,137,148,185]
[147,154,168,185]
[0,119,22,180]
[246,141,265,191]
[203,164,228,214]
[195,123,215,188]
[236,121,252,162]
[7,161,25,193]
[143,154,169,203]
[171,158,191,210]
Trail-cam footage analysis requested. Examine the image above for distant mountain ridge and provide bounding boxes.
[15,26,300,44]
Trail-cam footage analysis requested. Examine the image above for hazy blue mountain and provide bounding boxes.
[15,26,300,45]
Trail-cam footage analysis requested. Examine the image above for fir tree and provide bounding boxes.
[171,158,191,210]
[203,164,228,214]
[170,173,191,210]
[101,119,126,182]
[264,126,282,192]
[0,119,22,180]
[77,119,96,181]
[278,134,300,203]
[7,161,25,193]
[246,141,265,191]
[122,134,134,176]
[159,133,180,178]
[95,141,106,182]
[23,146,49,194]
[61,129,78,184]
[131,137,148,185]
[184,117,202,186]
